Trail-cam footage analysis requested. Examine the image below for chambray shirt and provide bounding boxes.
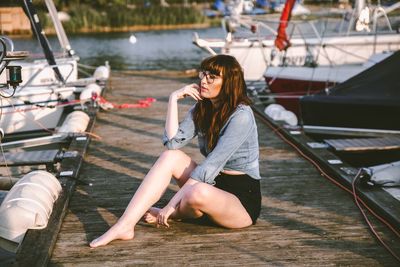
[162,104,261,185]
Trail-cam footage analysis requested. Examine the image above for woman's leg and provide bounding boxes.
[145,183,253,229]
[90,150,197,248]
[176,183,253,228]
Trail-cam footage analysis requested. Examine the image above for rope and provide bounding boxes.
[0,92,155,184]
[352,170,400,262]
[1,94,157,115]
[77,67,93,77]
[0,99,80,115]
[3,98,57,135]
[95,95,157,110]
[77,62,98,70]
[253,110,400,261]
[0,137,14,185]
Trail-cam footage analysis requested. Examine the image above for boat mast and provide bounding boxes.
[347,0,366,34]
[44,0,75,57]
[20,0,65,83]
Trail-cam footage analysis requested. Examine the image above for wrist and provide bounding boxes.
[166,203,177,210]
[169,93,179,101]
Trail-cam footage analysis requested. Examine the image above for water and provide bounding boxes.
[11,27,225,71]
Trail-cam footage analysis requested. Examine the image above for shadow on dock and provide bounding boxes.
[48,72,400,266]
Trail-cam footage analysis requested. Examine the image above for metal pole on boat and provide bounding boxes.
[20,0,66,84]
[0,134,68,150]
[347,0,365,34]
[44,0,75,57]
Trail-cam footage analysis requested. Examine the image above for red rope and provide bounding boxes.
[96,95,156,109]
[1,99,81,115]
[2,94,157,115]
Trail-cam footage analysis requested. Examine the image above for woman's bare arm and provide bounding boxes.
[165,84,201,139]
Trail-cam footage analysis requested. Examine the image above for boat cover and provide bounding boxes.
[300,51,400,131]
[361,161,400,187]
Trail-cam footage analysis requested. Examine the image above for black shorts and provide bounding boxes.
[214,172,261,224]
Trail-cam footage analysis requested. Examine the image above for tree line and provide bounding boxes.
[1,0,209,33]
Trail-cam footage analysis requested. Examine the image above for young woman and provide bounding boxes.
[90,54,261,248]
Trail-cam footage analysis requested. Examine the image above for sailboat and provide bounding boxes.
[263,50,393,115]
[300,50,400,136]
[193,0,400,81]
[0,0,108,136]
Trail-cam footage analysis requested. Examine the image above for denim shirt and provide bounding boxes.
[162,104,261,185]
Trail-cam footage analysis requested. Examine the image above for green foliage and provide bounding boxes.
[1,0,208,33]
[31,0,212,9]
[106,6,205,27]
[36,10,51,29]
[62,4,108,31]
[58,5,205,32]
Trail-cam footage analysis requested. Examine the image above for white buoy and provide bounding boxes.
[80,83,102,102]
[129,34,137,44]
[57,111,90,133]
[93,65,110,81]
[264,104,285,120]
[264,104,298,126]
[274,110,298,126]
[0,171,61,246]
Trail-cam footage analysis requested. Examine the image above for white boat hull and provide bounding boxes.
[0,57,78,87]
[195,33,400,81]
[0,86,76,134]
[263,52,393,115]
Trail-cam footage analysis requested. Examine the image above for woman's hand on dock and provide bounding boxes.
[170,84,202,101]
[156,205,176,228]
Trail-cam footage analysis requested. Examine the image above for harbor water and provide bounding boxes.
[12,27,225,72]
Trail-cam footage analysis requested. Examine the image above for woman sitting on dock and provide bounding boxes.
[90,54,261,248]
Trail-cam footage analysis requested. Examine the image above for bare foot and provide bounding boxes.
[142,207,161,224]
[89,221,134,248]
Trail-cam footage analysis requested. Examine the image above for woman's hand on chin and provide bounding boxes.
[171,84,202,101]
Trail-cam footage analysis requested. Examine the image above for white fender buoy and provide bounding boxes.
[0,171,61,246]
[80,83,102,102]
[274,110,298,126]
[264,104,298,126]
[57,111,90,133]
[93,65,110,81]
[264,104,285,120]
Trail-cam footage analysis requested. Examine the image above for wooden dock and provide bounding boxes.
[48,72,399,266]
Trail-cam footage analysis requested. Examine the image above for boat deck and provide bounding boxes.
[47,72,399,266]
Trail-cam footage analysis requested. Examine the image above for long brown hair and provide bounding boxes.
[193,55,251,151]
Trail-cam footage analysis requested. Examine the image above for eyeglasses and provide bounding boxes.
[199,71,221,84]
